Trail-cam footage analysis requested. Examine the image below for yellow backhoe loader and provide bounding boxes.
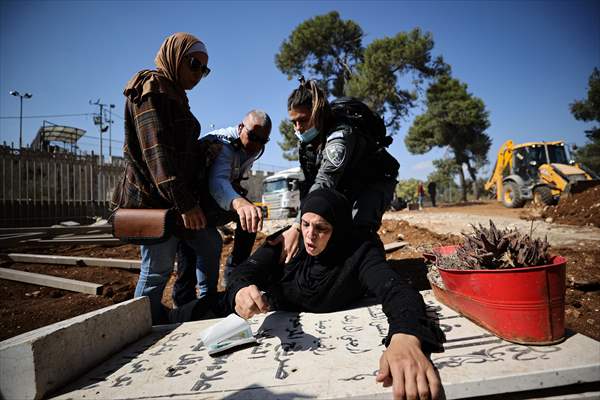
[485,140,600,208]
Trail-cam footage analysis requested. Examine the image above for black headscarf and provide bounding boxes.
[268,188,365,311]
[300,188,352,262]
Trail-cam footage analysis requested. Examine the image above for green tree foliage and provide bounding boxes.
[276,11,363,97]
[278,120,298,161]
[345,29,449,133]
[427,158,461,189]
[570,67,600,174]
[427,159,461,204]
[395,178,420,202]
[574,135,600,175]
[275,12,447,159]
[405,75,491,201]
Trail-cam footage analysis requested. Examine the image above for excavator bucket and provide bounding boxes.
[565,179,600,195]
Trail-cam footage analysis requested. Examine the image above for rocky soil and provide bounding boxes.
[1,196,599,343]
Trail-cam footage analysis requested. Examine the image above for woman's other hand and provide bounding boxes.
[269,224,301,263]
[376,333,444,400]
[234,285,270,319]
[181,206,207,230]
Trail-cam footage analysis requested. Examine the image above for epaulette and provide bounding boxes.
[326,129,346,142]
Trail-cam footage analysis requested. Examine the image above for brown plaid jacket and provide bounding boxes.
[111,93,202,213]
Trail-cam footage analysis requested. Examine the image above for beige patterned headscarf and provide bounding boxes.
[124,32,207,106]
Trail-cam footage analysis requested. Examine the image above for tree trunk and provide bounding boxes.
[458,166,467,202]
[465,160,480,199]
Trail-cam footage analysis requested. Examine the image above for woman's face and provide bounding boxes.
[301,212,333,256]
[288,106,314,133]
[178,51,209,90]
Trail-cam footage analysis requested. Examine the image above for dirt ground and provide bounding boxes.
[1,196,599,343]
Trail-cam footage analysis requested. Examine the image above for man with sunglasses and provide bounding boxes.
[172,110,272,308]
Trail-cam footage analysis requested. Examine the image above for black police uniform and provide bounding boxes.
[298,121,398,231]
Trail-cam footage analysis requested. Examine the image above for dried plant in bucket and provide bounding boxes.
[425,221,566,344]
[427,220,551,288]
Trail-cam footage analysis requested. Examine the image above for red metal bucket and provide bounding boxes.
[429,245,566,345]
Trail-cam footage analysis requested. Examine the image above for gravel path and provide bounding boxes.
[261,211,600,247]
[383,211,600,247]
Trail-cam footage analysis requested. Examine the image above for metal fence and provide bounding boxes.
[0,147,278,228]
[0,148,124,227]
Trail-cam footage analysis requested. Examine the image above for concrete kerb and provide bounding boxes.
[0,268,103,295]
[5,253,141,270]
[0,297,152,400]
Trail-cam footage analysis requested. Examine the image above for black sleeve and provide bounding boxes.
[357,245,444,353]
[309,132,356,192]
[224,244,282,314]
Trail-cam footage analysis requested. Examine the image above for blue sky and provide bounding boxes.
[1,0,598,181]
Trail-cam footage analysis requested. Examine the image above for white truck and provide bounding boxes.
[261,167,305,219]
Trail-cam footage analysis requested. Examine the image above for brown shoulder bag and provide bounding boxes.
[111,208,186,245]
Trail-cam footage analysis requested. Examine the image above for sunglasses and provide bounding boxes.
[244,126,270,145]
[187,56,211,78]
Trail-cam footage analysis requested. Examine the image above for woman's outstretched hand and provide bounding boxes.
[376,333,444,400]
[234,285,270,319]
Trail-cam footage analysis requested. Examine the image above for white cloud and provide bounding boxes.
[411,160,433,171]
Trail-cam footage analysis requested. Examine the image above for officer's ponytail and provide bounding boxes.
[287,76,332,133]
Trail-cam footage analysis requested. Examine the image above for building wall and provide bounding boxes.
[243,170,275,203]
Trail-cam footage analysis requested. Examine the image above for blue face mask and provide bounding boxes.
[294,127,319,143]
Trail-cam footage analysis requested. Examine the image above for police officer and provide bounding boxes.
[275,78,399,262]
[172,110,271,307]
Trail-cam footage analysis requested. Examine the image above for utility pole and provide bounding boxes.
[89,99,111,164]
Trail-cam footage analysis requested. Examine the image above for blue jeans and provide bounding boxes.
[135,227,223,324]
[172,224,257,306]
[172,241,209,306]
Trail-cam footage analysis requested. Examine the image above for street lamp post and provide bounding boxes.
[9,90,33,149]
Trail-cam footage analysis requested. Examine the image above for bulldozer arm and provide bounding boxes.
[485,140,514,201]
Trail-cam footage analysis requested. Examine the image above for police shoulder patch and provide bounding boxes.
[324,142,346,169]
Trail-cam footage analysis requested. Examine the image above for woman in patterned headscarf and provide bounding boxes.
[112,32,221,324]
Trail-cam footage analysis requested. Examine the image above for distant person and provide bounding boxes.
[172,110,272,307]
[111,32,213,324]
[428,181,437,207]
[274,78,399,262]
[417,181,425,210]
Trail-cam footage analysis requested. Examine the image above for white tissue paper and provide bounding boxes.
[199,313,257,355]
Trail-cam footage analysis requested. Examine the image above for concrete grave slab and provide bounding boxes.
[0,267,103,294]
[51,291,600,400]
[0,297,152,400]
[6,253,141,270]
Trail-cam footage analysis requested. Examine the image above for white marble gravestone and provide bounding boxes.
[51,291,600,400]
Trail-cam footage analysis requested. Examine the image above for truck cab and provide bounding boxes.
[261,167,305,219]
